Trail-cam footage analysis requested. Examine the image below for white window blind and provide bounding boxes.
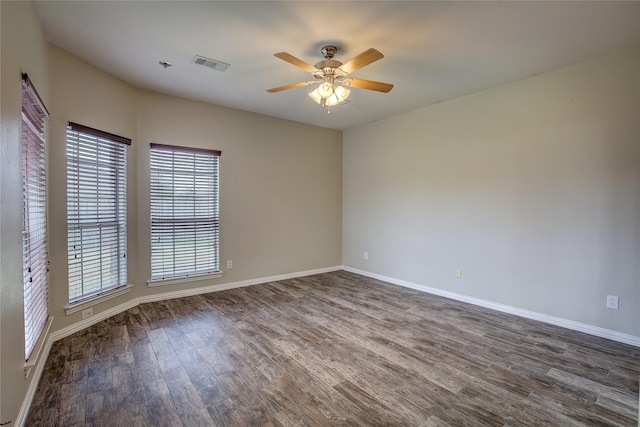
[150,143,220,281]
[67,122,130,303]
[21,73,50,360]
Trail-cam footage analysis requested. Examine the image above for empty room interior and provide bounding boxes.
[1,1,639,425]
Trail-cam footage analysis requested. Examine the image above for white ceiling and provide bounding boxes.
[35,1,640,131]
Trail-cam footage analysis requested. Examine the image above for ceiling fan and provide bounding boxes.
[267,45,393,109]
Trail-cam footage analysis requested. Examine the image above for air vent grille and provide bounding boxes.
[191,55,230,72]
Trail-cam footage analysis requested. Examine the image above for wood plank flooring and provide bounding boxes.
[26,271,639,426]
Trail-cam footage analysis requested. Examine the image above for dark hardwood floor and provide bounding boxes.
[26,271,639,426]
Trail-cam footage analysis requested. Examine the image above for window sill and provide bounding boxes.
[147,271,223,287]
[65,284,134,315]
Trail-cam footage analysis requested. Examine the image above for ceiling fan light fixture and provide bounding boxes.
[309,84,350,107]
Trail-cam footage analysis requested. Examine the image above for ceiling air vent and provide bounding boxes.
[191,55,230,72]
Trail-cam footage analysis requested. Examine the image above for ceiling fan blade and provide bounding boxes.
[344,78,394,93]
[338,48,384,75]
[274,52,319,73]
[266,81,314,93]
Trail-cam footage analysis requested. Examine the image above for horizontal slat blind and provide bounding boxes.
[150,144,220,280]
[22,74,49,360]
[67,123,129,303]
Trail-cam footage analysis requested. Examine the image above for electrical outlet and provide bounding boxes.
[363,252,369,260]
[455,268,462,278]
[81,308,93,319]
[606,295,619,310]
[226,260,233,270]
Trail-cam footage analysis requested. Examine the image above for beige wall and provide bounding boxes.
[48,45,343,330]
[343,47,640,337]
[1,1,50,422]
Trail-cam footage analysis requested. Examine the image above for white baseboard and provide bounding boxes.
[14,330,55,427]
[16,264,341,427]
[343,266,640,348]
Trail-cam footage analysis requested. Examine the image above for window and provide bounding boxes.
[21,74,50,360]
[150,144,220,282]
[67,122,130,303]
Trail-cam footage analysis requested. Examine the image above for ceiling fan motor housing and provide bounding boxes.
[315,46,345,79]
[314,59,343,69]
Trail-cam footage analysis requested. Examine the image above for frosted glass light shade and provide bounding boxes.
[308,88,322,104]
[317,82,334,99]
[324,85,350,106]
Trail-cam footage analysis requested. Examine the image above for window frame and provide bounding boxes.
[21,73,51,362]
[148,143,221,285]
[66,122,131,306]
